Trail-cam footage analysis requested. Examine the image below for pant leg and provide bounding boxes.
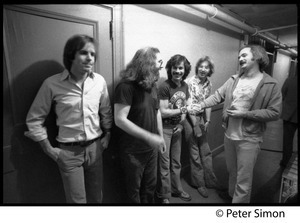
[170,128,184,194]
[140,149,158,203]
[224,136,237,198]
[157,128,172,199]
[199,133,218,187]
[282,120,298,165]
[183,118,205,188]
[83,139,104,203]
[233,140,260,203]
[57,144,86,203]
[121,152,145,203]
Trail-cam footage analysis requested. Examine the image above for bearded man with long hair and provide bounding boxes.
[114,47,166,203]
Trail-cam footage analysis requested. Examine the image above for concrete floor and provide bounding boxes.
[168,149,284,204]
[103,119,297,204]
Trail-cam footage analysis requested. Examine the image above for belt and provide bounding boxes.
[59,137,100,147]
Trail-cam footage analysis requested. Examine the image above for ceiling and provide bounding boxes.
[219,4,298,49]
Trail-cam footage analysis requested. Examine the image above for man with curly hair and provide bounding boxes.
[114,47,166,203]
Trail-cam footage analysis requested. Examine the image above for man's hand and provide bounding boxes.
[100,132,111,150]
[187,103,202,114]
[173,124,183,135]
[203,121,210,132]
[227,109,246,118]
[39,139,61,162]
[147,133,166,154]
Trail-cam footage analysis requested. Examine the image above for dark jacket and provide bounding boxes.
[281,75,297,123]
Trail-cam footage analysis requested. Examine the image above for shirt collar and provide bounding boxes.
[192,75,210,87]
[60,69,95,81]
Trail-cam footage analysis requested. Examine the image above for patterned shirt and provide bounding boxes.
[186,75,212,115]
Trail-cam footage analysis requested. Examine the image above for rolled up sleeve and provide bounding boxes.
[24,80,52,142]
[99,81,113,132]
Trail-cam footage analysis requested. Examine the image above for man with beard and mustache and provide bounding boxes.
[156,54,201,203]
[114,47,166,203]
[198,45,282,203]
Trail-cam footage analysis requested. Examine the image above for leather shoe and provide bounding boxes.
[162,198,170,204]
[206,183,227,191]
[197,186,208,198]
[173,191,192,201]
[217,190,232,202]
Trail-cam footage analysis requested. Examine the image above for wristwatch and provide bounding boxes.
[180,106,188,114]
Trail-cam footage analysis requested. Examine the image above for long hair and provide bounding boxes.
[165,54,191,81]
[120,47,160,90]
[63,34,97,72]
[239,44,269,72]
[195,56,215,77]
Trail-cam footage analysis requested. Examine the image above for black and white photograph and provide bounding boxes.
[2,3,298,222]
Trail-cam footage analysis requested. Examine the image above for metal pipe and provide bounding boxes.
[188,4,297,57]
[258,24,297,33]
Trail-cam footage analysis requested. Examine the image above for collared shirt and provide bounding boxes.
[25,69,113,143]
[186,75,212,115]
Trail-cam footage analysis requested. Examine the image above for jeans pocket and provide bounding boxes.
[56,147,63,163]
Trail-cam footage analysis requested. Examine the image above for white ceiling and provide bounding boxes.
[219,4,297,49]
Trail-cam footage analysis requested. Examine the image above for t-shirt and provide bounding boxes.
[226,75,263,141]
[158,79,190,128]
[114,80,159,153]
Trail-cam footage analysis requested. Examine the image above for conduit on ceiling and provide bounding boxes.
[187,4,298,57]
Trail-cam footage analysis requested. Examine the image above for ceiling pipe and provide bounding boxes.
[187,4,297,57]
[258,24,297,33]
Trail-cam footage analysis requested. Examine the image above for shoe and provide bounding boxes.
[217,190,232,202]
[162,198,170,204]
[197,186,208,198]
[206,183,227,191]
[173,191,192,201]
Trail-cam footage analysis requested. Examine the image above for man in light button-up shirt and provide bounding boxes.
[25,35,112,203]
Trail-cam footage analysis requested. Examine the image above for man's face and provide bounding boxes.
[155,53,163,71]
[238,47,256,71]
[71,42,95,75]
[171,61,185,82]
[197,60,210,80]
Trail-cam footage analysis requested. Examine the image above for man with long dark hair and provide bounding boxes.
[114,47,166,203]
[157,54,201,203]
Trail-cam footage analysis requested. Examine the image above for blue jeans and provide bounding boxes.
[157,127,184,199]
[183,116,218,188]
[121,149,158,203]
[57,138,104,203]
[224,136,260,203]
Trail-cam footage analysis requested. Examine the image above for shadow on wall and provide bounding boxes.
[9,60,66,203]
[6,60,128,203]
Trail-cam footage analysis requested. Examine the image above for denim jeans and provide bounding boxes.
[121,149,158,203]
[57,138,104,203]
[183,116,218,188]
[281,120,298,165]
[157,127,184,199]
[224,136,260,203]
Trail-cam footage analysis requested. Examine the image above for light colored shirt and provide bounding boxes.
[186,75,212,115]
[226,75,263,141]
[25,69,113,143]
